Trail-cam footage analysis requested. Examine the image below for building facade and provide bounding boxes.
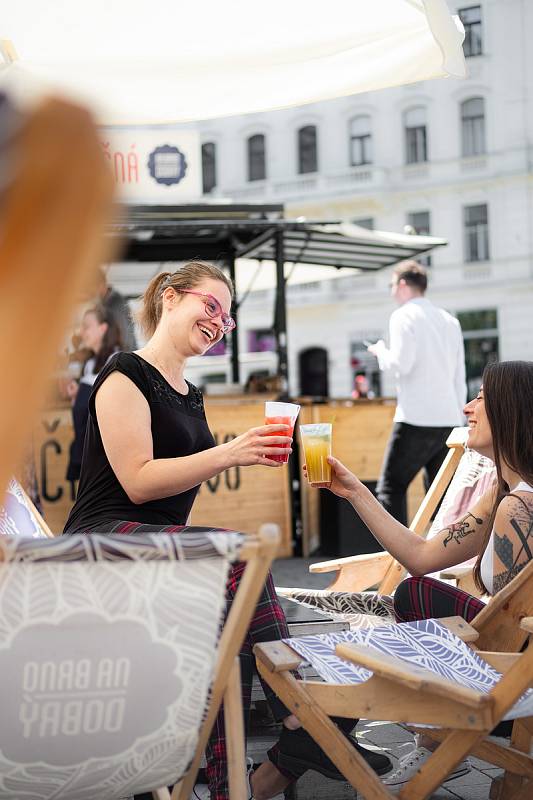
[188,0,533,399]
[110,1,532,400]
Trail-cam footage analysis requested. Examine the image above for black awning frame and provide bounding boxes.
[111,204,447,389]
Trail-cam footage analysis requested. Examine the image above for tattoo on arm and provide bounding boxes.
[492,503,533,594]
[494,532,515,570]
[493,564,522,595]
[442,512,483,548]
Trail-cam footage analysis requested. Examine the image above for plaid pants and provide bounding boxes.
[73,521,290,800]
[393,576,486,623]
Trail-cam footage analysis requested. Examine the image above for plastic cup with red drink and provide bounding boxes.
[264,401,301,463]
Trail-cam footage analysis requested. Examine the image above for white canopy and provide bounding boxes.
[1,0,465,124]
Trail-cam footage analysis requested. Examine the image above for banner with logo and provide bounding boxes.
[98,127,201,203]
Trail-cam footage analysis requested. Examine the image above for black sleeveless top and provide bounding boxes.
[63,352,215,533]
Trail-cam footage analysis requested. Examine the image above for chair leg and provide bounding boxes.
[502,777,533,800]
[152,789,171,800]
[225,657,248,800]
[170,779,185,800]
[173,659,248,800]
[399,730,482,800]
[171,542,277,800]
[256,663,393,800]
[419,728,533,779]
[499,721,532,798]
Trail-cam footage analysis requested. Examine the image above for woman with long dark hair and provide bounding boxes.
[316,360,533,788]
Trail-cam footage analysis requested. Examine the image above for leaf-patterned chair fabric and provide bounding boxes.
[285,619,533,722]
[0,478,47,538]
[0,530,243,800]
[278,448,496,629]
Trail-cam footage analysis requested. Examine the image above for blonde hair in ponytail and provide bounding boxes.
[138,261,234,338]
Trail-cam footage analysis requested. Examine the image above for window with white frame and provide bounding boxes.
[407,211,431,266]
[247,134,266,181]
[459,6,483,57]
[461,97,486,157]
[201,142,217,194]
[456,309,498,400]
[464,204,489,262]
[349,115,372,166]
[297,125,318,174]
[404,107,428,164]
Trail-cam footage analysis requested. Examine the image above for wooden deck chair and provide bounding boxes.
[255,570,533,800]
[0,478,54,538]
[256,562,533,800]
[421,558,533,800]
[278,428,495,626]
[0,525,279,800]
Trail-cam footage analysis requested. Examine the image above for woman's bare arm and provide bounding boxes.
[326,456,496,576]
[95,372,291,504]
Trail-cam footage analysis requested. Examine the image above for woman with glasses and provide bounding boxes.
[63,261,291,534]
[63,260,389,799]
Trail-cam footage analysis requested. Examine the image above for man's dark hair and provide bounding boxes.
[393,260,428,292]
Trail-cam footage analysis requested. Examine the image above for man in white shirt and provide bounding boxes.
[368,261,466,525]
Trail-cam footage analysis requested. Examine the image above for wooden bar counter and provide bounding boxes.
[34,396,423,557]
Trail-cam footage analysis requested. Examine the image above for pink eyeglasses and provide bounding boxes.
[175,289,236,333]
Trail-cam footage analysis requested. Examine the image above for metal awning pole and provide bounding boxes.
[227,252,240,384]
[274,230,289,394]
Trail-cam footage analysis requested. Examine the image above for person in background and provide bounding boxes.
[66,304,124,484]
[368,261,466,525]
[351,372,372,399]
[95,266,138,350]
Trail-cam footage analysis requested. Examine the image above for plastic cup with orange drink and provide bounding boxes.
[300,423,332,487]
[264,401,300,463]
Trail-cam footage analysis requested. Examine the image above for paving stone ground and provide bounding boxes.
[267,557,504,800]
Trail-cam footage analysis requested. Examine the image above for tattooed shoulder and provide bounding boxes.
[492,494,533,593]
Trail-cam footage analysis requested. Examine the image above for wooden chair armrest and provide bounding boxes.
[440,565,483,598]
[310,551,391,574]
[438,616,479,642]
[309,551,391,592]
[440,566,474,580]
[254,641,302,673]
[335,642,488,708]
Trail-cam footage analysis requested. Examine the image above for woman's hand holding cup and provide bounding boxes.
[303,455,360,499]
[264,402,300,463]
[223,424,293,467]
